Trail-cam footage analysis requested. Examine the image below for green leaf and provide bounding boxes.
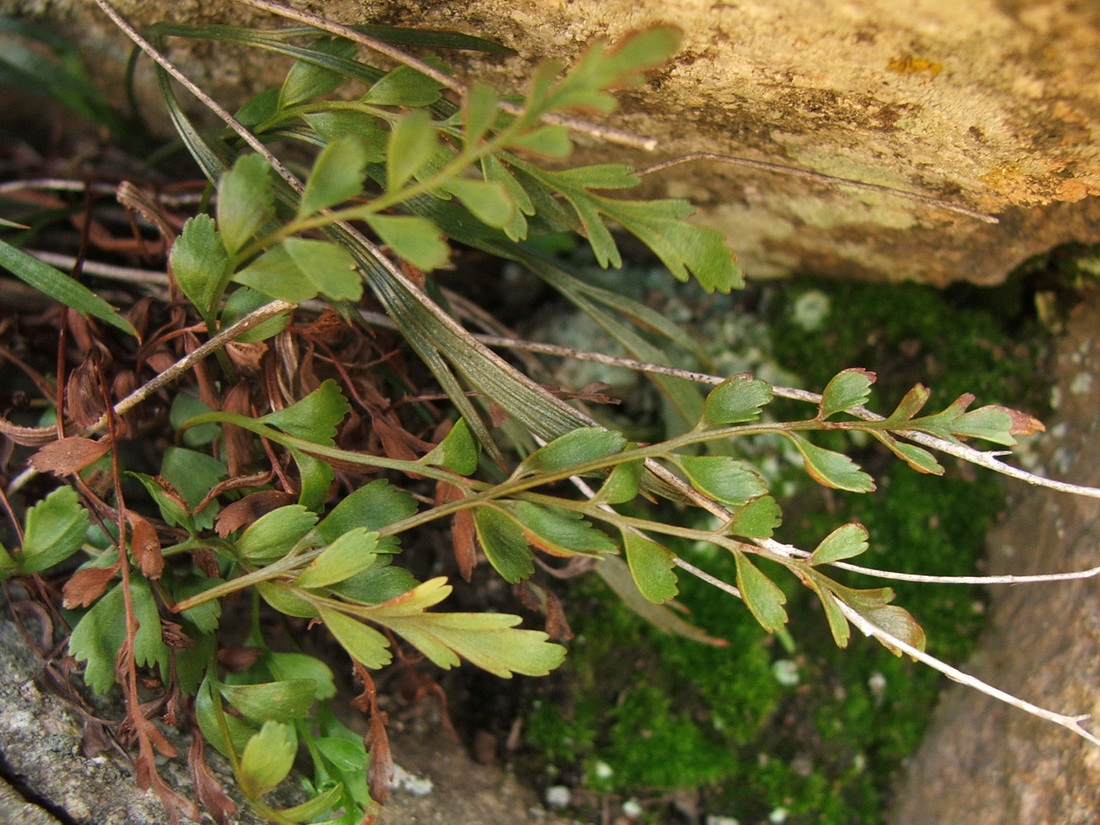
[594,556,727,646]
[261,379,350,445]
[239,721,297,798]
[0,239,137,337]
[421,417,480,475]
[161,446,228,511]
[870,431,944,475]
[517,427,627,476]
[364,213,449,271]
[217,154,274,256]
[318,605,392,669]
[366,576,451,619]
[302,111,387,159]
[676,455,767,507]
[170,393,218,448]
[291,449,334,512]
[386,108,437,191]
[298,135,370,219]
[220,679,318,724]
[296,528,379,590]
[316,479,417,554]
[728,495,782,539]
[733,552,788,633]
[381,609,566,677]
[809,522,870,565]
[473,506,533,582]
[281,237,362,301]
[279,37,355,108]
[443,177,516,229]
[233,245,319,302]
[68,577,167,693]
[787,433,875,493]
[221,288,292,342]
[622,531,678,604]
[170,215,227,314]
[363,64,444,106]
[600,197,743,293]
[18,485,88,573]
[314,736,367,771]
[270,784,346,824]
[266,651,336,700]
[482,155,534,240]
[128,472,191,530]
[330,565,418,605]
[541,27,681,114]
[950,404,1017,446]
[462,81,498,148]
[819,368,876,419]
[235,87,279,127]
[885,384,931,424]
[508,502,617,557]
[703,374,773,426]
[257,581,319,618]
[507,125,572,157]
[815,585,852,648]
[196,675,256,758]
[594,459,644,505]
[859,603,927,654]
[174,576,223,633]
[236,505,318,563]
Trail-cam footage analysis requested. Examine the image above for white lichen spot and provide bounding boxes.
[1050,385,1062,410]
[868,671,887,698]
[389,764,433,797]
[772,659,800,687]
[545,785,571,808]
[622,798,643,818]
[593,760,614,780]
[791,289,831,331]
[1070,371,1094,396]
[769,806,790,824]
[706,816,741,825]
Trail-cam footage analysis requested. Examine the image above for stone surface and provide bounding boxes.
[3,0,1100,285]
[887,291,1100,825]
[0,610,575,825]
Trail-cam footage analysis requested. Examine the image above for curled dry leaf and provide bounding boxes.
[221,381,257,477]
[128,511,164,579]
[30,436,111,475]
[215,489,296,537]
[62,564,118,609]
[436,481,476,581]
[997,405,1047,436]
[188,732,238,825]
[65,352,107,429]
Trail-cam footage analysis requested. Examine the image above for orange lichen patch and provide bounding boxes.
[886,56,942,79]
[979,162,1024,190]
[1054,178,1100,202]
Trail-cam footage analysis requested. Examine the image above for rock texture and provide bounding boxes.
[888,291,1100,825]
[3,0,1100,285]
[0,610,576,824]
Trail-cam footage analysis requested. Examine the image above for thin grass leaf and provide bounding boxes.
[0,240,137,337]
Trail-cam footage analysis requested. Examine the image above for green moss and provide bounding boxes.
[526,273,1049,823]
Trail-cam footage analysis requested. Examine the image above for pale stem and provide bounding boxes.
[836,598,1100,747]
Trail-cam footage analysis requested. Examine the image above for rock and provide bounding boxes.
[887,291,1100,825]
[3,0,1099,285]
[0,608,578,824]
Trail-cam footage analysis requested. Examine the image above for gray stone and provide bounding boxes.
[3,0,1099,285]
[888,292,1100,825]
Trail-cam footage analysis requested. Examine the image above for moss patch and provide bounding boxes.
[524,273,1050,823]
